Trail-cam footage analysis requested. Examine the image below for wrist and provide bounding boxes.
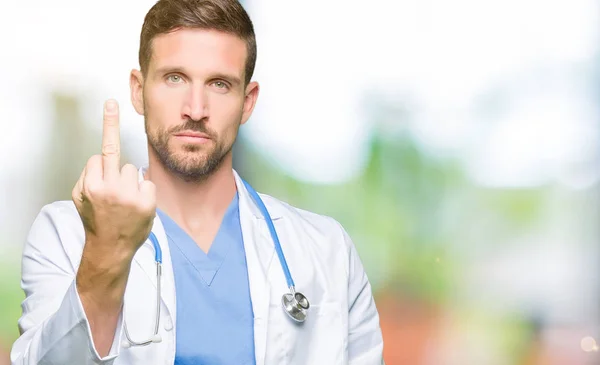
[76,246,132,307]
[82,236,136,270]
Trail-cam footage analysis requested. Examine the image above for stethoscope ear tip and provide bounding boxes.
[122,341,131,349]
[151,334,163,343]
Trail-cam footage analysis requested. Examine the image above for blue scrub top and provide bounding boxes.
[157,193,256,365]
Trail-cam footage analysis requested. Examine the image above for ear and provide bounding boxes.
[130,69,145,116]
[240,81,260,125]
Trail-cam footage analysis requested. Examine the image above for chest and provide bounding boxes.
[168,221,256,364]
[117,215,351,365]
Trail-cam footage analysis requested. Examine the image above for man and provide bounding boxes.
[10,0,384,364]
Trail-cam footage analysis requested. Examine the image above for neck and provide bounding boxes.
[145,153,237,232]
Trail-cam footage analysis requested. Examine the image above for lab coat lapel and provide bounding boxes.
[234,171,275,365]
[129,167,276,365]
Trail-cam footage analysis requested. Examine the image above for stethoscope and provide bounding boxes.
[123,179,309,348]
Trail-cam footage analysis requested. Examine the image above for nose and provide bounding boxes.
[181,85,208,121]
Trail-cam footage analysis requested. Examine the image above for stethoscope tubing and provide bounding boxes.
[242,179,296,289]
[123,179,307,347]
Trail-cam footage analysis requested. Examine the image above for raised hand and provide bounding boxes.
[71,99,156,357]
[72,99,156,264]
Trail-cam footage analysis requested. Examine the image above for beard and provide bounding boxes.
[146,117,234,183]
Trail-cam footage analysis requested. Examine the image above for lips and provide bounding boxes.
[173,131,210,139]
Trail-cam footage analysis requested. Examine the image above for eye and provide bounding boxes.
[167,74,183,83]
[213,81,228,89]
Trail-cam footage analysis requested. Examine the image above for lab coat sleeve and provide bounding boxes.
[339,223,385,365]
[10,203,125,365]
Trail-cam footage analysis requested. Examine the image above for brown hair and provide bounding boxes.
[139,0,257,85]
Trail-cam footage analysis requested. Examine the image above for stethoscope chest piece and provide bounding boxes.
[282,290,310,323]
[125,180,311,348]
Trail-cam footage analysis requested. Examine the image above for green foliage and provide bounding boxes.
[0,260,23,346]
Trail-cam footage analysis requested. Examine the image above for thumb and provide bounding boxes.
[72,167,87,209]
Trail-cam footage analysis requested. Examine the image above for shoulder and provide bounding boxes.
[258,192,354,252]
[260,192,343,230]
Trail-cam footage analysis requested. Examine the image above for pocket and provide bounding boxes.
[269,302,345,365]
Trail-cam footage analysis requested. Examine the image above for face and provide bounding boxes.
[130,28,259,182]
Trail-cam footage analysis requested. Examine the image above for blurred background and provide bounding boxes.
[1,0,599,364]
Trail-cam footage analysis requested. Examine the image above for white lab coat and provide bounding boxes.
[11,168,384,365]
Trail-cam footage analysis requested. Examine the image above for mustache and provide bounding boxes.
[168,119,216,138]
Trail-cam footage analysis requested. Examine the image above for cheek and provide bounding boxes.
[147,85,181,107]
[145,86,185,124]
[210,96,244,140]
[209,93,244,121]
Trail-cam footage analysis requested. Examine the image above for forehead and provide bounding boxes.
[148,28,247,77]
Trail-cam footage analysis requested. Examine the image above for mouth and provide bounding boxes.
[174,130,210,138]
[173,130,211,144]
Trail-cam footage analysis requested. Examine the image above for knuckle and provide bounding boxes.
[86,154,102,170]
[138,197,155,211]
[140,180,156,194]
[121,163,137,174]
[102,143,120,156]
[114,190,138,207]
[119,194,136,206]
[71,190,81,202]
[104,188,122,203]
[133,204,149,216]
[104,111,118,119]
[84,181,103,196]
[88,154,102,164]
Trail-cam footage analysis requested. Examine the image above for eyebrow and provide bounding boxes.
[154,66,186,76]
[154,67,242,86]
[211,73,242,86]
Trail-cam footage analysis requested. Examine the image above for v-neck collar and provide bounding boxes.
[156,193,240,286]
